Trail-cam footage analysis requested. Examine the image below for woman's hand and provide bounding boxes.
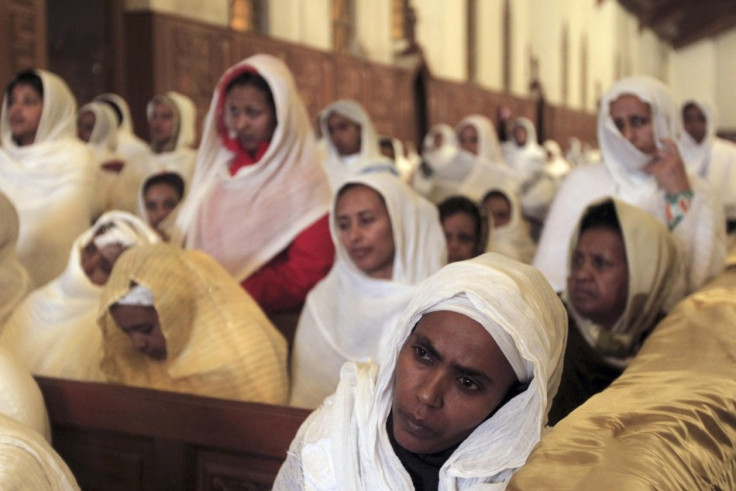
[645,138,691,195]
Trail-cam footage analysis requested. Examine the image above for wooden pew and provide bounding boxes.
[35,377,310,490]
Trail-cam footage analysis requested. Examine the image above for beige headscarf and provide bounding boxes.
[172,54,331,282]
[0,191,31,326]
[563,198,685,364]
[275,253,567,490]
[98,243,288,404]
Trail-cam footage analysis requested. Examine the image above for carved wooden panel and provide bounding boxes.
[1,0,47,86]
[286,46,334,125]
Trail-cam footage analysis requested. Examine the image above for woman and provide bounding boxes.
[412,123,461,201]
[678,98,736,227]
[146,91,197,184]
[94,92,152,164]
[481,184,538,264]
[275,254,567,490]
[138,171,185,241]
[319,99,394,191]
[172,54,334,316]
[289,172,446,409]
[98,243,288,404]
[548,198,683,425]
[534,76,727,293]
[456,114,504,165]
[437,195,487,263]
[0,211,159,381]
[0,191,32,327]
[0,69,96,288]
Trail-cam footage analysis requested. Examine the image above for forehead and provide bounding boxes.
[145,181,180,198]
[11,83,41,98]
[110,304,157,327]
[443,211,476,230]
[609,94,651,116]
[336,185,385,212]
[577,226,626,255]
[458,125,478,139]
[153,101,174,114]
[326,112,358,127]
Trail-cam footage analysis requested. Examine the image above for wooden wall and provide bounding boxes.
[122,11,596,150]
[0,0,47,89]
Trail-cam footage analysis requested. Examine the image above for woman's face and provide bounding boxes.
[144,182,181,229]
[7,83,43,146]
[327,112,362,156]
[149,101,176,150]
[335,185,395,280]
[483,194,511,228]
[609,94,656,155]
[513,125,528,146]
[109,304,167,360]
[442,212,478,263]
[77,110,96,143]
[567,226,629,329]
[80,239,126,286]
[392,310,517,454]
[458,125,479,155]
[225,84,277,152]
[682,104,707,144]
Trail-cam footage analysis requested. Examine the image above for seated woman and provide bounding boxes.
[289,172,446,409]
[319,99,394,191]
[0,211,160,381]
[0,191,32,327]
[146,91,197,184]
[437,196,487,263]
[275,254,567,489]
[548,198,684,425]
[138,171,185,241]
[481,184,538,264]
[0,69,96,288]
[98,243,288,404]
[535,76,726,293]
[172,54,334,316]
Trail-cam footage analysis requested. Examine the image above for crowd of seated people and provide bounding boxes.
[0,52,734,488]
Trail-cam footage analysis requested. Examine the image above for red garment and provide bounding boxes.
[242,214,334,315]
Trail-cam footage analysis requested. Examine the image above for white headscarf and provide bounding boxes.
[677,98,716,176]
[276,253,567,490]
[455,114,504,164]
[0,191,32,326]
[0,211,160,382]
[319,99,391,191]
[598,76,679,203]
[543,139,571,179]
[146,91,197,184]
[136,170,186,242]
[480,182,537,264]
[172,54,331,282]
[0,69,95,288]
[289,172,446,408]
[93,92,152,162]
[562,198,685,365]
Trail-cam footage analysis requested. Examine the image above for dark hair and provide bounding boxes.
[579,199,621,234]
[143,172,185,200]
[335,182,387,209]
[482,190,512,209]
[438,196,487,254]
[6,69,43,99]
[225,70,276,116]
[96,97,124,127]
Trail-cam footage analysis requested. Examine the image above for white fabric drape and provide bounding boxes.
[677,98,736,221]
[0,69,96,288]
[0,192,32,327]
[534,75,727,293]
[319,99,391,191]
[147,91,197,185]
[172,54,331,282]
[93,92,152,163]
[289,172,446,409]
[0,211,159,382]
[0,346,50,442]
[274,253,567,490]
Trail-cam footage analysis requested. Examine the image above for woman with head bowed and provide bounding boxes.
[289,172,446,409]
[0,69,96,288]
[0,211,160,382]
[98,243,288,404]
[172,54,334,316]
[275,253,567,490]
[534,76,727,293]
[548,198,684,424]
[146,91,198,184]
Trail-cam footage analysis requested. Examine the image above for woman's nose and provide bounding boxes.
[416,371,445,408]
[131,333,147,351]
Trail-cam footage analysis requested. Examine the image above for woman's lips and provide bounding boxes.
[398,410,437,440]
[349,247,371,260]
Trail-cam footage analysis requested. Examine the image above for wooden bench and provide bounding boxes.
[35,377,310,490]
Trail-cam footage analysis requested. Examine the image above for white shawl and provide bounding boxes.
[147,91,197,185]
[534,76,726,292]
[172,54,331,282]
[455,115,504,165]
[0,69,96,288]
[319,99,389,191]
[275,253,567,490]
[289,172,446,409]
[677,98,736,220]
[0,192,32,327]
[0,413,79,490]
[0,211,159,382]
[93,92,152,162]
[0,346,50,442]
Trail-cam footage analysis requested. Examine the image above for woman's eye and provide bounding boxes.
[631,116,648,127]
[413,346,430,362]
[458,377,479,391]
[359,216,375,226]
